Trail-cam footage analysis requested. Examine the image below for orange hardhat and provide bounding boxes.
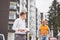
[42,19,46,23]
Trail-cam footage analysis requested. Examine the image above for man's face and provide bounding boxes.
[42,22,46,25]
[22,14,26,20]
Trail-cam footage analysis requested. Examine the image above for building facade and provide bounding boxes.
[8,0,38,40]
[0,0,39,40]
[27,0,37,40]
[19,0,37,40]
[8,0,29,40]
[8,0,20,30]
[20,0,27,12]
[8,0,20,40]
[0,0,10,40]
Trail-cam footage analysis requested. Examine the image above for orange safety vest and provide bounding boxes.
[39,24,49,36]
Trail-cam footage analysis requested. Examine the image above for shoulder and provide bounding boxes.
[45,25,49,28]
[39,24,42,28]
[14,18,20,22]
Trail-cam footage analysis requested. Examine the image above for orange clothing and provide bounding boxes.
[39,24,49,36]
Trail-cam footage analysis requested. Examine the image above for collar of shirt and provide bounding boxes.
[19,17,25,22]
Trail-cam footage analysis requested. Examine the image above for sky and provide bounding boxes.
[36,0,53,13]
[36,0,60,19]
[36,0,60,13]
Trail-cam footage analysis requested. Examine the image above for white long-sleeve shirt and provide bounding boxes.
[12,18,27,34]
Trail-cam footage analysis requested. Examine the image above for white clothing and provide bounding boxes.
[12,18,27,34]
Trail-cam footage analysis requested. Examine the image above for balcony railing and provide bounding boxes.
[17,3,20,7]
[9,5,17,10]
[9,2,17,10]
[9,11,16,19]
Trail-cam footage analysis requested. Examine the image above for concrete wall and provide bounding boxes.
[0,0,10,40]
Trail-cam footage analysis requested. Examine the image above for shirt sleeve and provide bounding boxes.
[38,25,41,36]
[12,19,19,31]
[39,25,41,32]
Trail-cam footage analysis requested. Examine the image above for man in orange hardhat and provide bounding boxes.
[39,19,50,40]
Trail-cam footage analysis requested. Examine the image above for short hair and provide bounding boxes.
[42,19,46,23]
[20,12,26,16]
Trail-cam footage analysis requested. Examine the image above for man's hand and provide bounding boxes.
[26,28,30,32]
[26,30,30,33]
[18,29,24,32]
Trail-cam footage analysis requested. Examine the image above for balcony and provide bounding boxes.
[30,7,36,12]
[21,7,27,12]
[17,3,20,7]
[9,5,17,11]
[22,0,27,5]
[30,2,35,7]
[16,10,19,15]
[9,2,17,11]
[8,21,14,30]
[9,11,16,20]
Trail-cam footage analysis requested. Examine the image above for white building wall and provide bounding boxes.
[20,0,27,12]
[8,32,15,40]
[19,0,37,40]
[20,0,22,12]
[37,10,41,40]
[29,0,36,40]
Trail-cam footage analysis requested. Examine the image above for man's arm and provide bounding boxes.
[48,27,50,37]
[38,26,41,37]
[48,27,50,34]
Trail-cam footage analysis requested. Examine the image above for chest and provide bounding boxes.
[19,21,25,25]
[17,20,26,28]
[40,26,48,31]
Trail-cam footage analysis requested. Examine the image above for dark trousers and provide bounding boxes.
[15,34,26,40]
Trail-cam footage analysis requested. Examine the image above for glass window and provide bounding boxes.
[9,11,16,19]
[9,2,17,9]
[8,24,13,30]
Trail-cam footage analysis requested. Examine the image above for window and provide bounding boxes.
[30,2,35,7]
[8,24,13,30]
[30,7,35,12]
[9,11,16,19]
[9,2,17,9]
[8,21,14,30]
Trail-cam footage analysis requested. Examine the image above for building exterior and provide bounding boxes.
[8,0,20,30]
[8,0,28,30]
[0,0,10,40]
[8,0,29,40]
[20,0,27,12]
[27,0,37,40]
[18,0,37,40]
[8,0,20,40]
[0,0,42,40]
[0,0,38,40]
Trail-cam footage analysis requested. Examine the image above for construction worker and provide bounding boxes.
[39,19,50,40]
